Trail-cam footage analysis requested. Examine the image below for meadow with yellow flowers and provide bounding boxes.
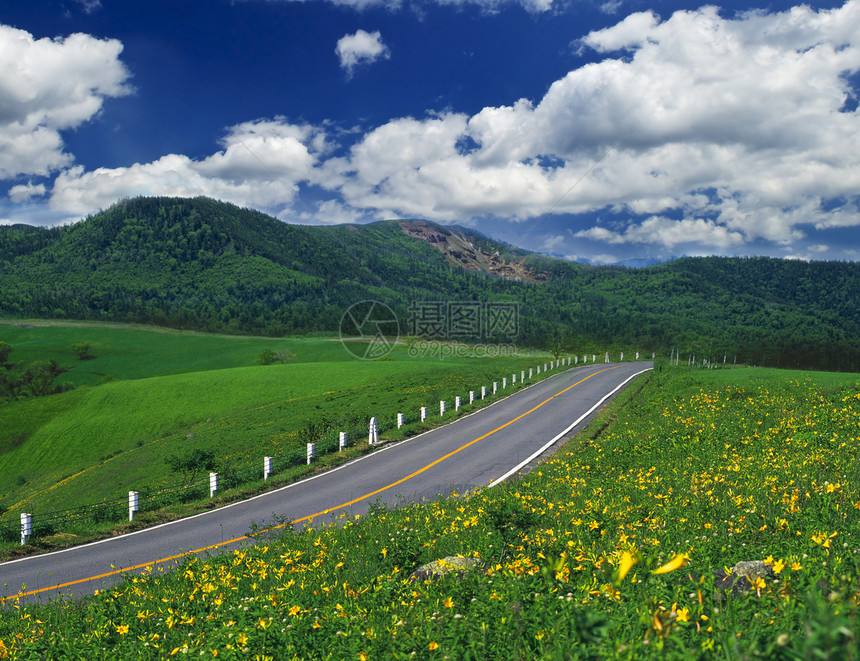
[1,365,858,659]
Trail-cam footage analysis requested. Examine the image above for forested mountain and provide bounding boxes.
[0,196,857,371]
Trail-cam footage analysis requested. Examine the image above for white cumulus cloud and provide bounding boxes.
[335,30,390,77]
[0,24,131,179]
[49,119,326,216]
[321,0,860,250]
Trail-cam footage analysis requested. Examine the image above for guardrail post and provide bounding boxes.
[368,416,379,445]
[209,472,218,498]
[264,456,273,480]
[339,432,347,452]
[129,491,139,521]
[397,413,404,428]
[20,513,32,545]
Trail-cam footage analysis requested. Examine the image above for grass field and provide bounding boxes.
[0,322,557,543]
[0,321,350,386]
[2,364,857,659]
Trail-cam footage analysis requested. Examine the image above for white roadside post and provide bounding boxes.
[521,370,525,382]
[440,400,446,416]
[605,352,609,363]
[469,390,475,405]
[420,406,427,422]
[620,352,624,361]
[307,442,316,463]
[339,432,348,451]
[512,373,517,384]
[529,368,533,378]
[502,377,507,389]
[20,513,32,546]
[209,472,218,498]
[128,491,139,521]
[455,395,461,411]
[397,413,404,428]
[636,352,640,360]
[481,386,487,400]
[592,354,596,362]
[492,381,497,395]
[264,456,273,480]
[368,417,379,445]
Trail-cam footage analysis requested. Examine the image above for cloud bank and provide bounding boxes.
[269,0,555,13]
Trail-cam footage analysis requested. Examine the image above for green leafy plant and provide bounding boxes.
[164,448,218,487]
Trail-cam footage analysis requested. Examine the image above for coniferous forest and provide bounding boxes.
[0,196,857,371]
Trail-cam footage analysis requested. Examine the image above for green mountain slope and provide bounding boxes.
[0,196,858,370]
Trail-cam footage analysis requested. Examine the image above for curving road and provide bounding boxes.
[0,362,651,605]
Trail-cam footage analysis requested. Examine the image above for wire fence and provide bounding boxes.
[0,357,598,544]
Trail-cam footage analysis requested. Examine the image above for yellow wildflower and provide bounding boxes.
[653,554,688,575]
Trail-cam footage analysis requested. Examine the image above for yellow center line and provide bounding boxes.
[3,365,618,603]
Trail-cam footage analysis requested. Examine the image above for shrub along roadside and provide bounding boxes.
[1,366,857,659]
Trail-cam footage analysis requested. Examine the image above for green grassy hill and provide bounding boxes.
[0,325,550,527]
[1,196,858,370]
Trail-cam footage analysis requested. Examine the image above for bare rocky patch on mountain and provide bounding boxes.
[398,220,546,283]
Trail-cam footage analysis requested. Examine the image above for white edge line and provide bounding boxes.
[486,367,653,488]
[0,362,604,571]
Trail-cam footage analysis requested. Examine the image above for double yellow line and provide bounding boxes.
[3,366,617,603]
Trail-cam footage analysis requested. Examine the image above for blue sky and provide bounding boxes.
[1,0,858,264]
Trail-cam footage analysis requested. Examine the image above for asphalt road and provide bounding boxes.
[0,361,651,605]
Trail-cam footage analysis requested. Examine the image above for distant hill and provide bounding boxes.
[0,196,857,371]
